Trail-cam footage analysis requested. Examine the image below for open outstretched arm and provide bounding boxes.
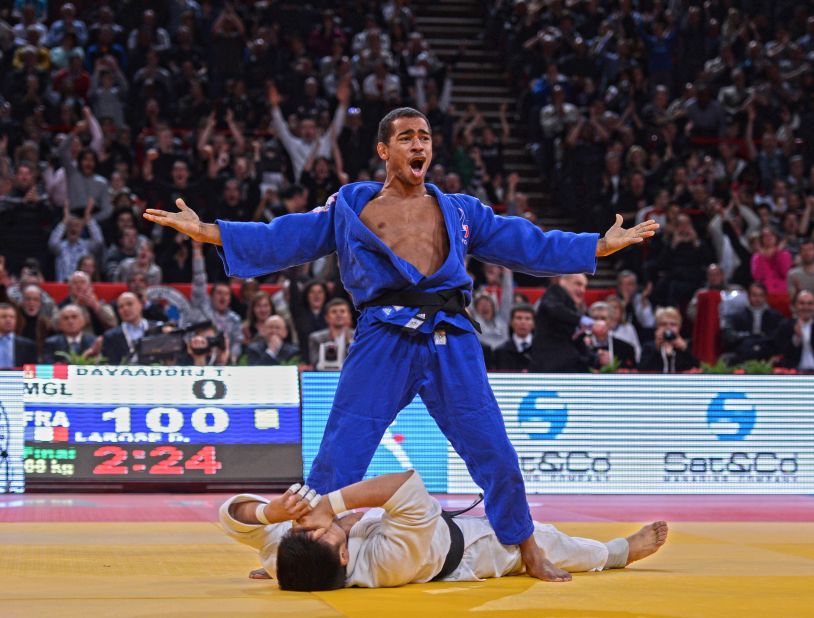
[144,198,222,245]
[596,214,660,257]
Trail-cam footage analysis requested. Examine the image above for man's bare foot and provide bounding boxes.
[248,568,271,579]
[526,557,572,582]
[625,521,668,565]
[519,536,572,582]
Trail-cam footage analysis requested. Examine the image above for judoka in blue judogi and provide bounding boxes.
[215,181,598,545]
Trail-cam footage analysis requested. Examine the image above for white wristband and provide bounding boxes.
[255,502,271,525]
[327,490,347,515]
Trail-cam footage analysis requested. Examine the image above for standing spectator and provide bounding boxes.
[104,226,140,281]
[615,270,656,340]
[268,80,349,182]
[639,307,699,373]
[751,227,793,295]
[48,200,105,282]
[788,240,814,297]
[493,304,535,372]
[531,274,591,373]
[58,271,118,336]
[42,304,97,364]
[45,3,88,48]
[651,214,712,308]
[289,280,329,363]
[115,239,162,285]
[0,303,37,368]
[57,126,112,221]
[189,243,243,362]
[16,284,52,359]
[0,161,53,278]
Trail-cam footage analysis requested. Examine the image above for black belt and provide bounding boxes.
[362,288,482,333]
[431,493,484,582]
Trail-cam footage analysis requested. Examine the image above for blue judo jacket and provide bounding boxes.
[216,181,599,333]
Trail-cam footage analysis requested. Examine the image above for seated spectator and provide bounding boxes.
[189,243,243,362]
[0,302,37,368]
[639,307,699,373]
[309,298,354,371]
[115,239,162,285]
[721,281,784,364]
[602,296,642,361]
[750,226,793,294]
[59,271,117,336]
[242,291,275,344]
[531,274,590,373]
[48,201,105,282]
[101,292,155,365]
[16,284,52,359]
[42,304,97,364]
[182,323,230,367]
[247,316,300,366]
[589,301,639,365]
[493,304,535,372]
[584,318,637,371]
[774,290,814,371]
[787,239,814,297]
[125,270,168,323]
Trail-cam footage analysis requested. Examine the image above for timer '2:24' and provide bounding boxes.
[92,446,222,474]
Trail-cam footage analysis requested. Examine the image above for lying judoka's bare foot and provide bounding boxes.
[526,557,572,582]
[248,568,271,579]
[625,521,668,565]
[519,536,572,582]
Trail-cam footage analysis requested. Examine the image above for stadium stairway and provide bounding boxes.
[414,0,617,285]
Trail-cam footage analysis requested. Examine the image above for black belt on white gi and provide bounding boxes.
[362,288,482,334]
[431,493,484,582]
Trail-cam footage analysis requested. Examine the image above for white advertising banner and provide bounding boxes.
[447,375,814,494]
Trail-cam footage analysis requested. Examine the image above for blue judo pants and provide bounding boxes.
[306,312,535,545]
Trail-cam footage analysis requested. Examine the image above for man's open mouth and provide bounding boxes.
[409,157,426,175]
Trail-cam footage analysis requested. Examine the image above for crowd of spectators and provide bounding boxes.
[477,0,814,372]
[1,1,814,373]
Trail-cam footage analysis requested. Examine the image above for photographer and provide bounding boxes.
[638,307,698,373]
[308,298,354,371]
[182,323,229,366]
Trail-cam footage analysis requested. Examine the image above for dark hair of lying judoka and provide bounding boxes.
[277,529,347,591]
[377,107,431,145]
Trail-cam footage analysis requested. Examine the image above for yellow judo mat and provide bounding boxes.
[2,521,813,618]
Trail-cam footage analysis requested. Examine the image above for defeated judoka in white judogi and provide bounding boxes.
[220,470,668,590]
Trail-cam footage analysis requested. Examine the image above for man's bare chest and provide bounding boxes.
[360,196,448,248]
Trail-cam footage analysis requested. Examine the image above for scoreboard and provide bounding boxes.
[22,365,301,485]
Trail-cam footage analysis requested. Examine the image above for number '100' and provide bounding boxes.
[101,407,229,434]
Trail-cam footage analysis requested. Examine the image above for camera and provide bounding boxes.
[663,329,677,342]
[137,321,218,364]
